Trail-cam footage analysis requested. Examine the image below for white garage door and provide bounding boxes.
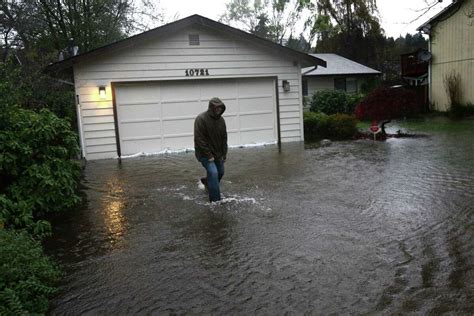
[114,78,277,156]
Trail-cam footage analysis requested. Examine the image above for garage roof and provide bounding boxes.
[302,54,381,76]
[46,14,326,73]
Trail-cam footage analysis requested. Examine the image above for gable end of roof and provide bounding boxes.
[45,15,326,74]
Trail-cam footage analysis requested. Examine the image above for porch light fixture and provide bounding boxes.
[282,80,290,92]
[99,86,106,99]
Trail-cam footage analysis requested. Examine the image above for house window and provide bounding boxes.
[334,78,358,93]
[346,78,358,94]
[302,78,308,96]
[334,78,346,91]
[189,34,200,45]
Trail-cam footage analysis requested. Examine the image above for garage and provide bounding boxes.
[114,78,277,156]
[46,14,325,160]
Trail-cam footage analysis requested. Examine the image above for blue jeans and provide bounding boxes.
[199,158,225,202]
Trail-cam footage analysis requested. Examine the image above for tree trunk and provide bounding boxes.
[380,120,391,136]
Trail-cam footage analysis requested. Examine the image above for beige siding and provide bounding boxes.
[307,77,334,96]
[74,26,304,159]
[306,76,366,96]
[430,0,474,111]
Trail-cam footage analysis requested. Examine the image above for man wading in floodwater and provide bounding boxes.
[194,97,228,202]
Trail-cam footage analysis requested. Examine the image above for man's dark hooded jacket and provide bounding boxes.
[194,98,228,161]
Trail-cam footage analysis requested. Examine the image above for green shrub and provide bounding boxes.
[0,229,62,315]
[449,102,474,118]
[0,61,76,126]
[0,106,81,234]
[304,112,330,141]
[327,114,359,140]
[310,90,347,114]
[310,89,363,115]
[346,93,364,114]
[304,112,358,141]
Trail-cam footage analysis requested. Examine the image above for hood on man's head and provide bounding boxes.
[208,97,226,117]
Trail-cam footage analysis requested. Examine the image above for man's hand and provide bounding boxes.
[208,157,215,162]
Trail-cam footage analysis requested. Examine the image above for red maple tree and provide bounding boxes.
[355,86,422,135]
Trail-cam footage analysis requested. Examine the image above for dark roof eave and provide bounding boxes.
[303,72,381,77]
[45,15,326,74]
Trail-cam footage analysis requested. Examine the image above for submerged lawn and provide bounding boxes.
[357,115,474,134]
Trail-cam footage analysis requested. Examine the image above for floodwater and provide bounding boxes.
[47,118,474,314]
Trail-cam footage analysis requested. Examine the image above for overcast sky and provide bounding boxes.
[157,0,452,38]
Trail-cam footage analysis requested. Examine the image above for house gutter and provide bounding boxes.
[302,66,318,75]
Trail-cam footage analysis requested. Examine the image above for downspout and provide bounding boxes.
[297,62,305,142]
[428,34,432,109]
[75,94,86,159]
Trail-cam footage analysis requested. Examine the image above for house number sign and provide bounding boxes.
[185,68,210,76]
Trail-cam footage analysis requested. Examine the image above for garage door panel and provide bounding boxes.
[120,121,162,139]
[238,96,273,113]
[238,79,272,95]
[163,136,193,149]
[162,101,201,118]
[161,82,200,101]
[241,129,274,144]
[220,99,238,114]
[227,131,240,145]
[223,115,239,131]
[122,139,162,154]
[240,113,274,130]
[162,119,193,135]
[116,85,160,102]
[118,103,160,121]
[200,80,237,99]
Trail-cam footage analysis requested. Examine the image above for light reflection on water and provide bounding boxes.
[46,118,474,314]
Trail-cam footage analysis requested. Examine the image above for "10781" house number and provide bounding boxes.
[185,68,210,76]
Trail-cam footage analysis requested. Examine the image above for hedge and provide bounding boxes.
[310,89,363,115]
[304,112,358,141]
[0,229,62,315]
[0,106,81,236]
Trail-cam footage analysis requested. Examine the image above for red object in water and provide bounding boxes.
[370,121,380,133]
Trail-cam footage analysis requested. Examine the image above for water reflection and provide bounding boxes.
[101,199,126,247]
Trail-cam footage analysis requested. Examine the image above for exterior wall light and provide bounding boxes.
[282,80,290,92]
[99,86,107,99]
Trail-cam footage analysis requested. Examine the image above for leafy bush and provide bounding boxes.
[310,89,363,115]
[0,62,76,126]
[304,112,358,141]
[354,86,422,121]
[328,114,359,140]
[0,106,81,234]
[0,229,62,315]
[310,90,347,114]
[346,93,364,114]
[304,112,330,141]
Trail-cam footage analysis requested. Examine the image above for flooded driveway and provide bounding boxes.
[47,118,474,314]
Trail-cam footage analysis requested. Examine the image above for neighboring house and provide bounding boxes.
[46,15,325,160]
[418,0,474,111]
[301,53,381,97]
